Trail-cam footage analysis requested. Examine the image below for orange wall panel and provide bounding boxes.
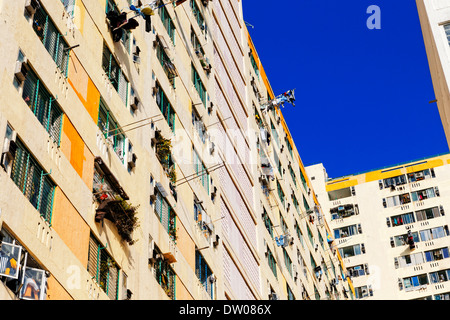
[67,53,100,123]
[60,117,94,189]
[52,188,90,268]
[46,276,73,300]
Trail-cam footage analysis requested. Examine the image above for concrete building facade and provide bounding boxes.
[417,0,450,150]
[0,0,354,300]
[307,153,450,300]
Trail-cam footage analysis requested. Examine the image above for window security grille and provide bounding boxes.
[32,6,70,76]
[21,69,63,145]
[155,83,176,131]
[192,64,206,108]
[102,43,129,106]
[98,99,125,163]
[154,189,177,242]
[11,139,55,223]
[193,148,209,193]
[195,250,214,299]
[87,235,119,300]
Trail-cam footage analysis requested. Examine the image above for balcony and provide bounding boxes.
[92,157,139,245]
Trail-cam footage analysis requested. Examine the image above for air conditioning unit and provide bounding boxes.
[127,152,137,168]
[150,185,157,202]
[14,59,29,83]
[25,0,40,15]
[2,133,17,161]
[130,96,139,111]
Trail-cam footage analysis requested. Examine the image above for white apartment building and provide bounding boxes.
[307,153,450,300]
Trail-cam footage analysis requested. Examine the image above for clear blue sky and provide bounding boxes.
[242,0,449,179]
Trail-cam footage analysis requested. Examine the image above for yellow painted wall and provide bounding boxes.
[326,179,359,192]
[67,53,100,123]
[52,188,91,268]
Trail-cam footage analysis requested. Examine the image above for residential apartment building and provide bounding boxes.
[416,0,450,149]
[307,153,450,300]
[0,0,353,300]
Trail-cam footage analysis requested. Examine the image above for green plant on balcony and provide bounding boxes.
[155,132,172,163]
[95,196,140,245]
[168,165,177,184]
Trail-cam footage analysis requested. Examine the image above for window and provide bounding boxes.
[262,207,274,239]
[288,165,297,188]
[383,174,406,189]
[32,5,70,76]
[403,274,428,292]
[21,68,63,145]
[303,194,310,212]
[158,4,175,44]
[285,137,293,158]
[193,147,209,193]
[355,285,373,299]
[192,64,206,107]
[270,121,279,148]
[267,246,277,278]
[0,229,49,300]
[155,82,176,131]
[391,231,419,247]
[416,207,442,222]
[156,38,177,87]
[250,53,260,78]
[287,284,295,300]
[339,244,363,258]
[277,180,285,207]
[192,107,206,143]
[407,168,434,182]
[11,139,55,223]
[87,234,119,300]
[283,248,292,276]
[191,27,211,73]
[384,193,411,207]
[395,252,424,269]
[307,224,314,246]
[155,187,177,242]
[334,224,361,239]
[195,250,214,299]
[152,244,176,299]
[424,247,450,262]
[191,0,205,31]
[295,222,304,248]
[445,24,450,46]
[292,194,300,214]
[411,187,438,201]
[300,170,308,191]
[102,42,129,106]
[98,99,126,163]
[390,212,415,227]
[347,264,368,278]
[419,226,449,242]
[429,269,450,284]
[330,204,358,220]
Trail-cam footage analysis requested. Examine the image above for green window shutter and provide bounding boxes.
[10,140,55,223]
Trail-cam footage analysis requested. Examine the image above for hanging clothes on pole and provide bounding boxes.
[260,89,296,111]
